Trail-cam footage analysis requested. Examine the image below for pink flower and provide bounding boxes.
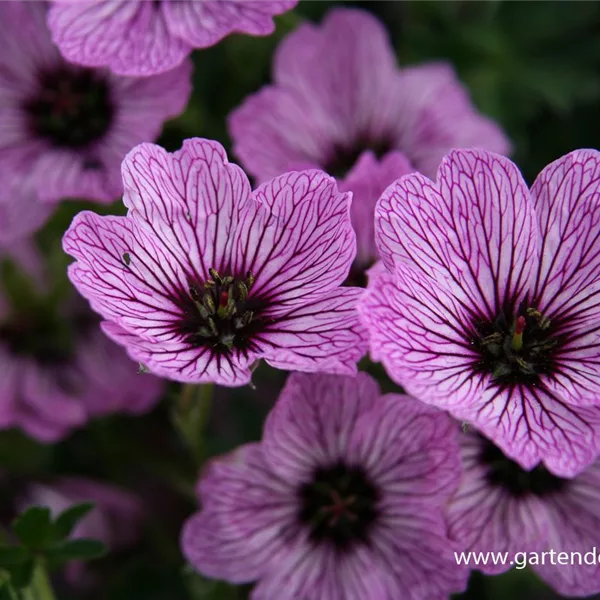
[229,8,509,279]
[182,372,468,599]
[63,138,367,386]
[0,1,191,207]
[0,293,163,443]
[360,148,600,477]
[448,431,600,597]
[48,0,297,76]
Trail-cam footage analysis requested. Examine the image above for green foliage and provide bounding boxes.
[0,503,106,593]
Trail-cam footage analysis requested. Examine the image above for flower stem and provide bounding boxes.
[172,384,214,465]
[23,563,55,600]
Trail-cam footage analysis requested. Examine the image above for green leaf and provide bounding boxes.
[45,539,106,564]
[12,507,52,548]
[4,558,35,589]
[53,503,95,540]
[0,546,28,567]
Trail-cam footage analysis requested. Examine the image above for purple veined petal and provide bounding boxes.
[228,85,329,182]
[368,522,469,600]
[261,372,381,484]
[532,463,600,596]
[121,139,251,281]
[251,543,403,600]
[63,212,190,338]
[182,443,296,583]
[101,321,255,387]
[274,9,397,147]
[258,288,367,376]
[358,263,485,411]
[375,149,537,319]
[394,63,511,179]
[532,149,600,322]
[339,151,414,267]
[446,432,551,575]
[48,1,190,77]
[162,1,297,49]
[350,395,460,505]
[454,385,600,477]
[233,170,356,311]
[543,325,600,407]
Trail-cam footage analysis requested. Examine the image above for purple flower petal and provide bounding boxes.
[259,288,368,376]
[375,149,537,318]
[163,1,297,49]
[122,139,251,281]
[533,149,600,321]
[48,1,189,76]
[262,372,381,484]
[182,443,295,583]
[234,170,356,311]
[339,151,414,268]
[359,263,484,410]
[49,0,297,77]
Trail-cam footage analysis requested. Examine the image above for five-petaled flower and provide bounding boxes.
[182,372,469,600]
[0,282,163,443]
[63,138,367,386]
[48,0,297,77]
[360,148,600,477]
[229,8,509,284]
[448,431,600,597]
[0,1,191,207]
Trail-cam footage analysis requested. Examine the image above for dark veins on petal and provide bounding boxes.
[470,299,563,388]
[323,135,394,179]
[479,437,567,498]
[24,67,114,149]
[176,268,267,353]
[298,461,380,551]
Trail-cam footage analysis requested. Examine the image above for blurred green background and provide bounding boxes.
[3,1,600,598]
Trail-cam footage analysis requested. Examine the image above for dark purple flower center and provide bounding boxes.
[298,462,380,551]
[24,67,114,150]
[177,268,265,352]
[479,438,567,498]
[323,136,393,179]
[0,312,74,365]
[472,306,559,386]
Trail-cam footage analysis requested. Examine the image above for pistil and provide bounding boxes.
[511,316,526,351]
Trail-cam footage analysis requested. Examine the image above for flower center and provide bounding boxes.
[179,268,262,352]
[472,307,558,385]
[0,312,75,365]
[298,462,380,551]
[24,67,114,149]
[323,136,393,179]
[479,438,567,497]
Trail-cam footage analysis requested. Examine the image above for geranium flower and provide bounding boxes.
[360,148,600,476]
[229,8,509,182]
[182,372,468,599]
[48,0,297,76]
[229,8,509,283]
[0,291,163,442]
[448,431,600,597]
[63,138,367,386]
[0,1,191,206]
